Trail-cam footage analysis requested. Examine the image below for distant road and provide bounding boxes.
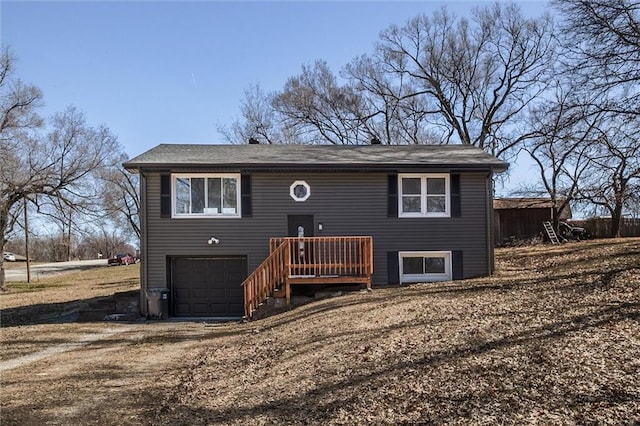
[5,259,109,282]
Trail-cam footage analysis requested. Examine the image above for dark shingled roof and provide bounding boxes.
[124,143,509,172]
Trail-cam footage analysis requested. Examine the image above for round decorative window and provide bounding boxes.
[290,180,311,202]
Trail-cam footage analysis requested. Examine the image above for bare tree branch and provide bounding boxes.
[554,0,640,114]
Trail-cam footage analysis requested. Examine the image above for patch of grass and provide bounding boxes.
[5,281,68,293]
[5,264,140,294]
[1,264,141,326]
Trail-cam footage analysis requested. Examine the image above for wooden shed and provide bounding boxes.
[493,198,572,245]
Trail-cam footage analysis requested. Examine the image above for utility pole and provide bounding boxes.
[24,198,31,283]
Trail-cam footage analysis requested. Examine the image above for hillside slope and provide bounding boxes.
[155,239,640,424]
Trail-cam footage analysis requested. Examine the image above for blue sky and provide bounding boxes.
[2,1,548,194]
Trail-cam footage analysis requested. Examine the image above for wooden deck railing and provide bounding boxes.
[242,236,374,319]
[270,236,373,278]
[242,241,289,318]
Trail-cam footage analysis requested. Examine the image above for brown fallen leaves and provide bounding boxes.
[154,238,640,425]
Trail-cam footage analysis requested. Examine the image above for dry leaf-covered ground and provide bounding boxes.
[1,238,639,425]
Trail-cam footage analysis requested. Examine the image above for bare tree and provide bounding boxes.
[1,102,119,289]
[577,114,640,237]
[75,224,134,260]
[372,3,556,156]
[273,60,366,145]
[101,154,140,240]
[554,0,640,114]
[34,196,79,261]
[549,0,640,232]
[344,54,439,145]
[218,84,289,145]
[1,48,43,288]
[522,82,602,232]
[225,4,555,151]
[0,48,43,142]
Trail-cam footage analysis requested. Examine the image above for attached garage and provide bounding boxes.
[170,256,247,318]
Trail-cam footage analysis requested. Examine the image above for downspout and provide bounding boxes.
[486,169,495,275]
[139,171,148,316]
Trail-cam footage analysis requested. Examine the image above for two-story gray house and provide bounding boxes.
[124,143,508,319]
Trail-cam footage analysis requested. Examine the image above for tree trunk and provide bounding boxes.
[1,216,8,292]
[610,204,623,238]
[66,219,72,262]
[0,258,6,292]
[552,206,561,236]
[25,200,31,283]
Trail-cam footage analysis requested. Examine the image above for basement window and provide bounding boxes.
[399,251,451,283]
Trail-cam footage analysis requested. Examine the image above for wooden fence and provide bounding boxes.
[569,218,640,238]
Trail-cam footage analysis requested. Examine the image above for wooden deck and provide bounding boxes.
[242,236,373,318]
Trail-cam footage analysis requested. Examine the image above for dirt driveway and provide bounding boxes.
[0,321,225,425]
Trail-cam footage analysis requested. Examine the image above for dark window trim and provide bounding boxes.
[451,173,461,217]
[160,174,171,218]
[241,174,252,217]
[388,174,398,217]
[452,250,463,280]
[387,251,400,285]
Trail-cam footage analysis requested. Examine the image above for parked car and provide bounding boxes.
[3,252,16,262]
[108,253,136,266]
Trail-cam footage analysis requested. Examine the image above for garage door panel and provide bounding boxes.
[210,303,227,313]
[175,303,191,316]
[171,256,247,317]
[211,271,225,281]
[228,287,242,298]
[193,303,211,316]
[209,288,225,298]
[175,288,190,298]
[192,288,208,298]
[229,302,244,313]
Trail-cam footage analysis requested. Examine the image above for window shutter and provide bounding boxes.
[241,174,252,218]
[452,250,463,280]
[387,251,399,285]
[451,173,461,217]
[388,174,398,217]
[160,174,171,218]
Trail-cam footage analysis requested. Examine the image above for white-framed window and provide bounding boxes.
[290,180,311,202]
[399,251,452,283]
[172,173,241,218]
[399,173,450,217]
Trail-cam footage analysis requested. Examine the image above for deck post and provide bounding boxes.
[285,278,291,306]
[285,243,291,306]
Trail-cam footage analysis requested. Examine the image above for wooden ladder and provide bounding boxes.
[543,221,561,244]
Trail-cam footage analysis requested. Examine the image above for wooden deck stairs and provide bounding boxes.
[241,236,373,319]
[543,221,561,244]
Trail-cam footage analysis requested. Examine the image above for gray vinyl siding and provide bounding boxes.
[142,171,490,291]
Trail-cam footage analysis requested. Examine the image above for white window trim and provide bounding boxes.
[398,173,450,218]
[290,180,311,202]
[399,251,452,284]
[172,173,241,218]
